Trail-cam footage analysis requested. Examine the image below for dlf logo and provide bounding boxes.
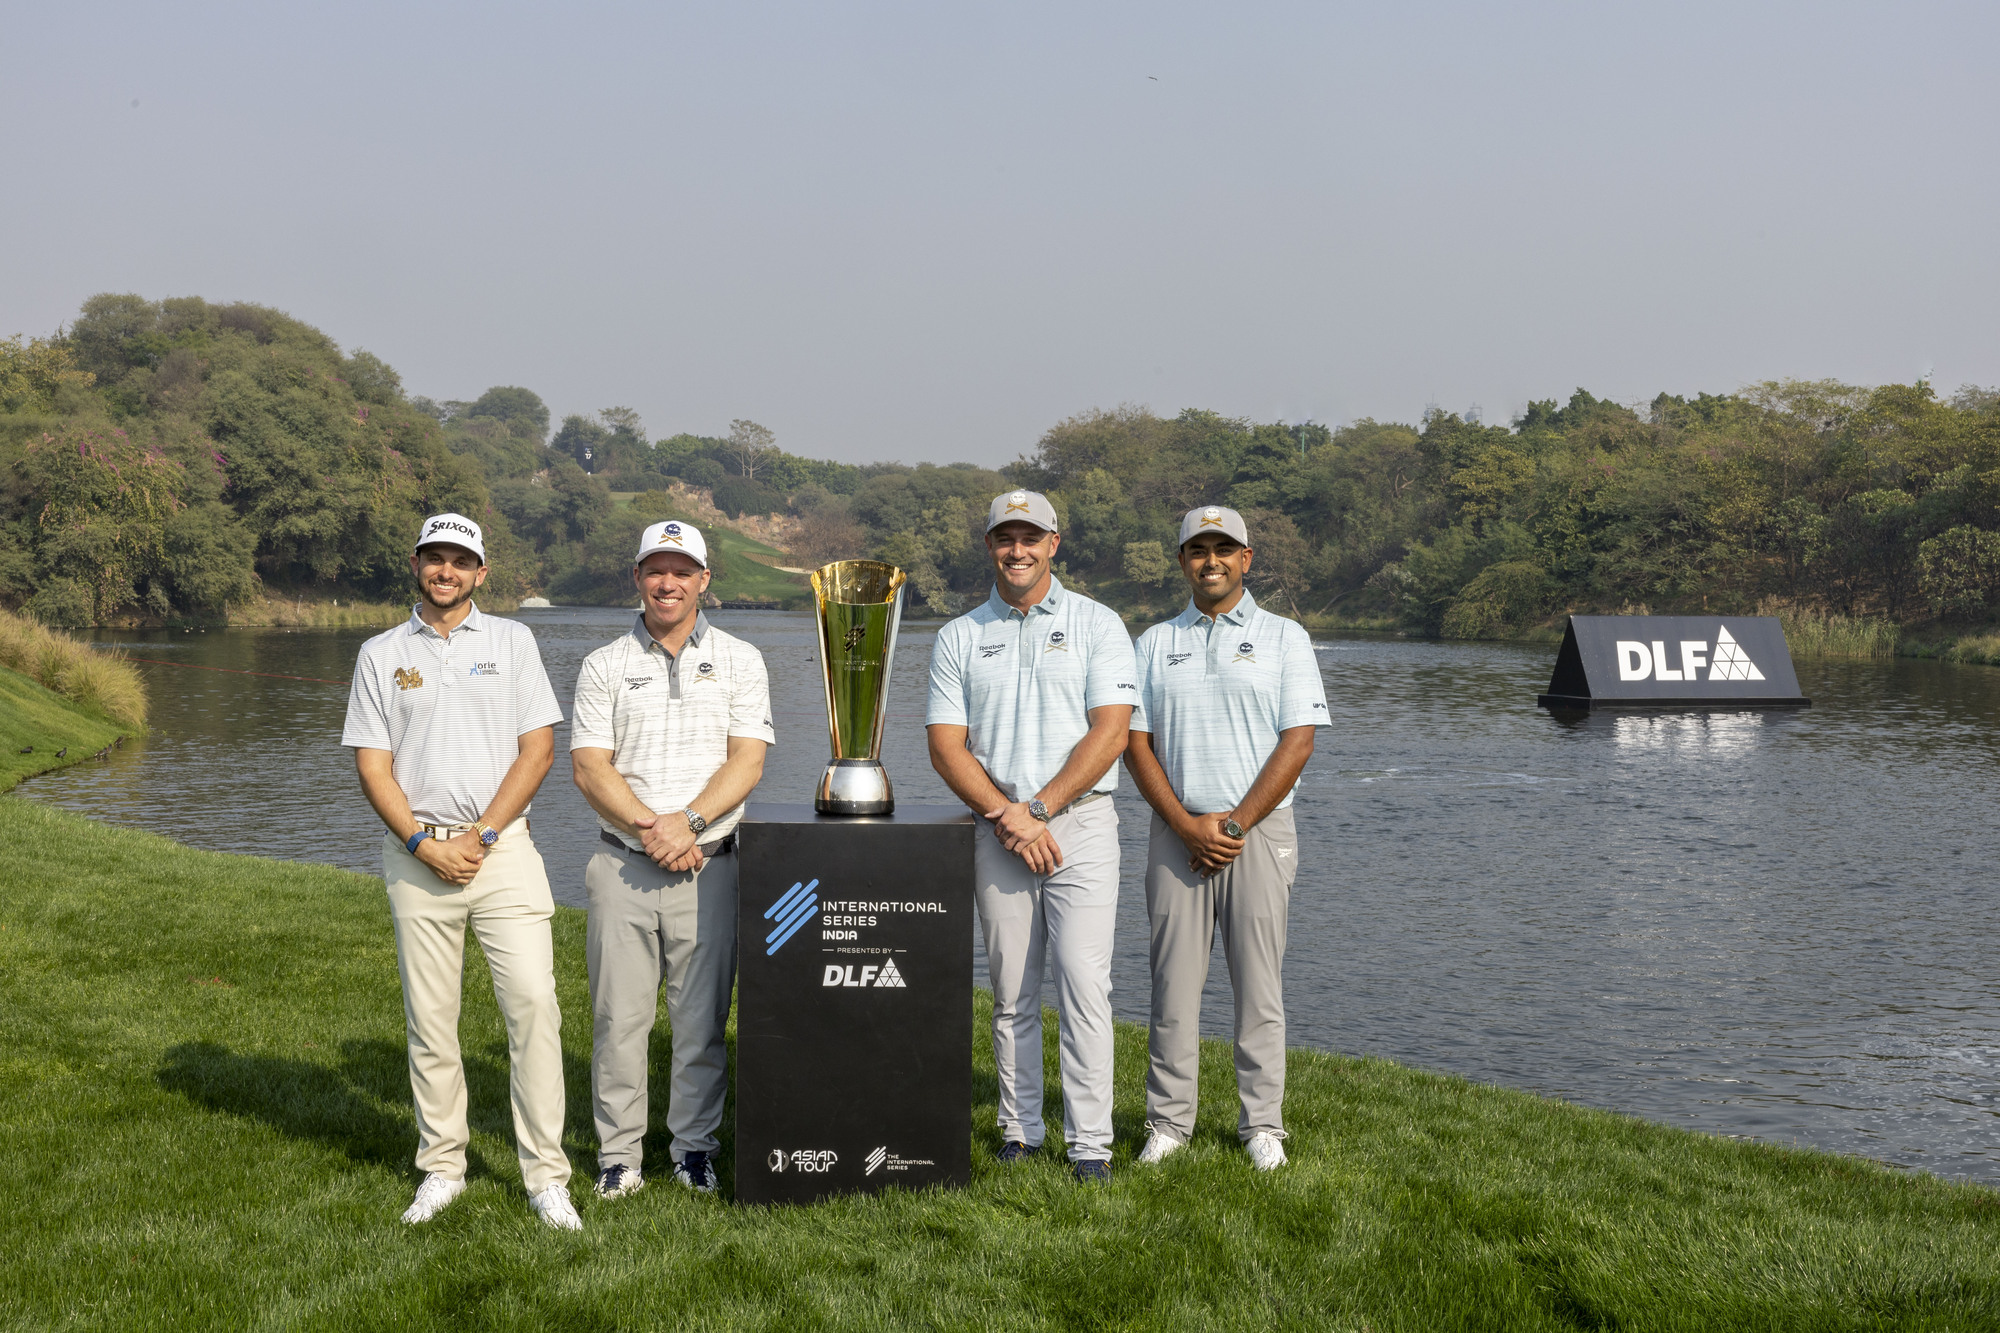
[823,959,907,988]
[1617,627,1765,683]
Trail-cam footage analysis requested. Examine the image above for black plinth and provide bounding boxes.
[734,802,975,1205]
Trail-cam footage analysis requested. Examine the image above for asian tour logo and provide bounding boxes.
[763,878,819,955]
[767,1148,837,1174]
[1616,627,1764,683]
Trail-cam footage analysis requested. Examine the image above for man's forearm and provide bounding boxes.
[686,742,766,828]
[355,750,419,841]
[572,750,655,838]
[1123,731,1192,828]
[928,727,1010,814]
[480,727,554,831]
[1230,728,1316,830]
[1034,707,1131,811]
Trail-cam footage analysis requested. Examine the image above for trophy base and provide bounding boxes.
[816,759,894,816]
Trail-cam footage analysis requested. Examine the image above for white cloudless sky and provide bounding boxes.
[4,1,1996,464]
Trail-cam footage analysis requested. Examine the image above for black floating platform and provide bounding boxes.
[1537,615,1811,711]
[734,802,975,1206]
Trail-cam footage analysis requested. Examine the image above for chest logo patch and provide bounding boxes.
[468,661,498,677]
[1045,630,1068,653]
[979,643,1006,659]
[1233,642,1256,663]
[393,667,424,691]
[693,661,718,682]
[626,676,654,691]
[1167,652,1192,667]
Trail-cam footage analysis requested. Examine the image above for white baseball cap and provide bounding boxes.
[415,512,486,562]
[985,489,1060,534]
[1178,505,1250,549]
[636,519,709,568]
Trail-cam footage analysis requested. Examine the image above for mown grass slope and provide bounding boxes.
[1,797,1995,1331]
[0,667,133,792]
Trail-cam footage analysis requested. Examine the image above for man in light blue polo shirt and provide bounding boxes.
[1123,505,1328,1171]
[927,489,1136,1183]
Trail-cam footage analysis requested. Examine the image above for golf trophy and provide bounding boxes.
[811,559,907,815]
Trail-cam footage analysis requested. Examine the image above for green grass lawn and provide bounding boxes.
[1,796,1996,1330]
[0,666,133,792]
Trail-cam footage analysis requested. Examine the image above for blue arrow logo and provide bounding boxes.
[764,878,820,955]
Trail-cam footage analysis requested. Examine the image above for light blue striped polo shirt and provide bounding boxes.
[1130,589,1329,813]
[926,577,1138,803]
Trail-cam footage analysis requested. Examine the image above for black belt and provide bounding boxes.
[601,829,736,858]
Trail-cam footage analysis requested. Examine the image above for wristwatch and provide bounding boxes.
[1027,799,1051,823]
[474,821,500,848]
[1222,817,1245,839]
[684,807,708,835]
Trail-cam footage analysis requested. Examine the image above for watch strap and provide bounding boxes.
[405,829,434,854]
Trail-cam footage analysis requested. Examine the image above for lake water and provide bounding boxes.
[18,608,2000,1183]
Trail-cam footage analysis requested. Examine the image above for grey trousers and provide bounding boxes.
[584,845,738,1168]
[1144,806,1296,1143]
[975,798,1120,1162]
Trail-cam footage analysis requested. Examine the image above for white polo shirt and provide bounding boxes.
[341,603,565,826]
[926,577,1137,803]
[570,613,777,845]
[1130,589,1329,813]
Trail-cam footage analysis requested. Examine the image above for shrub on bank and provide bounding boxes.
[0,606,147,727]
[1761,599,1901,659]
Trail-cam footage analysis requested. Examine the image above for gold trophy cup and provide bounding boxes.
[811,559,907,815]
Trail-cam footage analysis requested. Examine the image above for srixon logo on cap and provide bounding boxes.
[425,519,477,541]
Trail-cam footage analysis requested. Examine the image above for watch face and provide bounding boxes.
[1223,819,1244,839]
[480,829,499,846]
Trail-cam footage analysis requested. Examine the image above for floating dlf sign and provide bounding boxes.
[1537,615,1809,710]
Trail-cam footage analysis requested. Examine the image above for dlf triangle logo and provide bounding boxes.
[875,958,906,988]
[1708,626,1765,682]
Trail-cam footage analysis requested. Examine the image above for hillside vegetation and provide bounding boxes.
[6,296,2000,640]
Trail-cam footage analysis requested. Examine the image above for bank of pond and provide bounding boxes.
[1,789,1995,1330]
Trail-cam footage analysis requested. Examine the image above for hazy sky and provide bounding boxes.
[6,2,1996,464]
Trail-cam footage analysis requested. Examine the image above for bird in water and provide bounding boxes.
[114,736,124,748]
[93,746,111,760]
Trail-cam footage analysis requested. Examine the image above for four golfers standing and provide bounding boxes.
[351,495,1328,1221]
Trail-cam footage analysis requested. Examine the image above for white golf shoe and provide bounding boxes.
[1136,1128,1185,1165]
[401,1172,466,1224]
[1245,1131,1288,1171]
[530,1184,583,1231]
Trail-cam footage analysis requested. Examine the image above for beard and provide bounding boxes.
[420,579,476,612]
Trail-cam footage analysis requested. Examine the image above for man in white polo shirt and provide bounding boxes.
[1124,505,1328,1171]
[570,519,774,1199]
[342,513,579,1229]
[927,490,1136,1183]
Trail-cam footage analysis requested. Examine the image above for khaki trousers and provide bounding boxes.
[975,798,1120,1162]
[584,845,738,1169]
[1144,806,1296,1143]
[382,822,570,1194]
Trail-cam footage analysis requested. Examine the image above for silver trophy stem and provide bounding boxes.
[816,758,893,816]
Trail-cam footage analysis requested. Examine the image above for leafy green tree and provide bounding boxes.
[1123,541,1170,587]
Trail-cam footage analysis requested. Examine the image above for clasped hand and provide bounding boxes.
[983,799,1064,875]
[635,813,706,873]
[417,831,485,886]
[1179,813,1246,877]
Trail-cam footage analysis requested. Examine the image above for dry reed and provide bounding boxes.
[0,607,148,728]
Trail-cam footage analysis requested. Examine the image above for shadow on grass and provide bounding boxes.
[156,1040,487,1178]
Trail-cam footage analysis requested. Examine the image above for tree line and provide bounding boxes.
[4,292,1998,633]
